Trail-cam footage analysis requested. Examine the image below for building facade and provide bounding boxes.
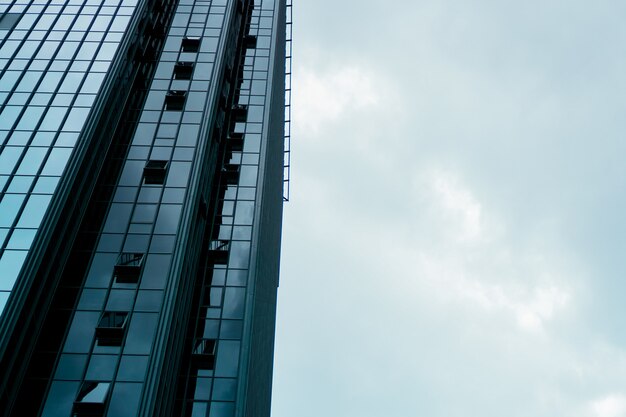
[0,0,288,415]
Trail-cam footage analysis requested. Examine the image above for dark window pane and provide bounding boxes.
[0,13,21,30]
[210,401,234,417]
[181,37,200,52]
[77,289,107,311]
[40,381,80,417]
[153,204,182,234]
[192,378,211,400]
[164,90,186,111]
[212,378,236,401]
[139,254,171,290]
[174,62,194,80]
[54,354,88,381]
[134,290,163,312]
[85,355,118,380]
[64,312,100,353]
[105,290,135,311]
[117,355,148,382]
[222,287,245,319]
[123,312,158,355]
[215,340,240,377]
[143,160,168,185]
[84,253,117,288]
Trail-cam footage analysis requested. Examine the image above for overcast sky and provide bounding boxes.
[271,1,626,416]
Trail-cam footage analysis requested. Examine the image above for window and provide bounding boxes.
[244,35,257,49]
[231,105,247,122]
[173,62,194,80]
[114,253,144,283]
[165,90,186,110]
[227,132,244,152]
[143,160,168,185]
[222,164,240,185]
[191,338,216,369]
[207,240,229,264]
[95,312,128,346]
[73,381,110,416]
[0,13,21,30]
[181,37,200,52]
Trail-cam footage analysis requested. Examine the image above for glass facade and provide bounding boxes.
[0,0,286,416]
[0,0,139,315]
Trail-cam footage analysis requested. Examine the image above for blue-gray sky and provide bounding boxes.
[272,1,626,416]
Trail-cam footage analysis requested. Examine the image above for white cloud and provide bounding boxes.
[410,250,570,333]
[293,65,379,133]
[514,285,570,331]
[428,169,485,243]
[589,394,626,417]
[389,168,574,332]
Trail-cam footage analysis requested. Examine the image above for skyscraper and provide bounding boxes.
[0,0,290,415]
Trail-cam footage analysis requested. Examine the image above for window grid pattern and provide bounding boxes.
[179,1,277,416]
[39,0,233,416]
[0,0,138,317]
[283,0,291,201]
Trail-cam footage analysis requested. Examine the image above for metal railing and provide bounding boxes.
[283,0,292,202]
[208,240,230,251]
